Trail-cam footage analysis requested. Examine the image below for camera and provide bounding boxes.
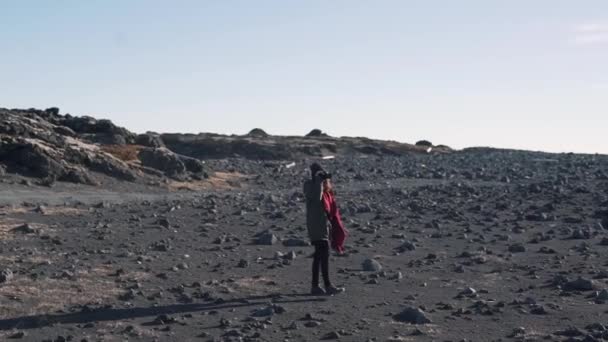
[318,171,332,180]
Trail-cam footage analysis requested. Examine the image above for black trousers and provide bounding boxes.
[312,240,331,288]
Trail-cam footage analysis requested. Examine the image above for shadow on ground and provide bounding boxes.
[0,293,326,331]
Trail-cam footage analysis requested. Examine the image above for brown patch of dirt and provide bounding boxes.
[101,144,144,162]
[0,206,85,216]
[0,251,53,265]
[0,207,28,215]
[0,266,143,318]
[231,277,278,296]
[0,218,37,239]
[94,321,161,339]
[166,172,248,191]
[37,207,86,216]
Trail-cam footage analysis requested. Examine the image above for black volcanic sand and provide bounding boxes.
[1,150,608,342]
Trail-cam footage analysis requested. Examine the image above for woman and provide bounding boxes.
[303,163,345,296]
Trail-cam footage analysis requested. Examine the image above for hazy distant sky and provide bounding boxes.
[1,1,607,154]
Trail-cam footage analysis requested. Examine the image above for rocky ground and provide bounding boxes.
[2,107,608,341]
[1,146,608,342]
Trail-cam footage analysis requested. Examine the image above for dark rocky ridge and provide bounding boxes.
[160,133,450,161]
[0,107,448,185]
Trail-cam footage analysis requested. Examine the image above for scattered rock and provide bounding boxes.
[595,289,608,301]
[362,258,383,272]
[284,251,297,261]
[396,241,416,252]
[323,331,341,340]
[252,304,286,317]
[530,305,548,315]
[0,268,14,283]
[571,229,591,240]
[391,272,404,281]
[10,223,38,234]
[8,331,26,339]
[393,307,431,324]
[151,314,178,325]
[563,277,597,291]
[459,287,477,297]
[509,327,526,338]
[508,244,526,253]
[119,290,137,301]
[304,321,322,328]
[257,232,278,245]
[157,217,170,229]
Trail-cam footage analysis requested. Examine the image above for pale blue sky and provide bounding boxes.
[1,1,607,153]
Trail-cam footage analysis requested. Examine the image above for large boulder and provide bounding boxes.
[415,140,433,147]
[180,155,205,174]
[247,128,269,138]
[306,129,327,137]
[138,147,188,180]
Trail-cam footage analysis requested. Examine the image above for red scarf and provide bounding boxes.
[322,191,348,254]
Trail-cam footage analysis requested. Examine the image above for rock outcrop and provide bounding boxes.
[0,108,192,185]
